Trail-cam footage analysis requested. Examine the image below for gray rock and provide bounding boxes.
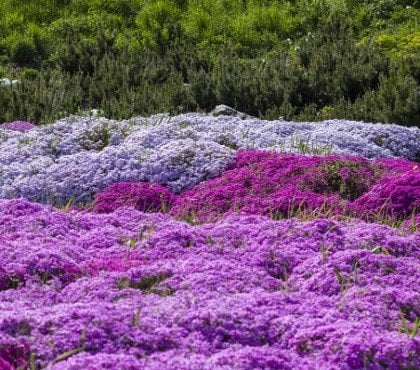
[210,104,252,119]
[81,108,105,118]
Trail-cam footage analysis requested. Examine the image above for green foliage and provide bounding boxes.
[8,36,37,65]
[135,0,182,52]
[300,160,382,200]
[230,2,298,55]
[0,68,84,123]
[0,0,418,126]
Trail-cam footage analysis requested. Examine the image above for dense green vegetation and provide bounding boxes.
[0,0,419,125]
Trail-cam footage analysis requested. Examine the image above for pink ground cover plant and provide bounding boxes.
[170,151,419,224]
[352,168,419,221]
[93,182,175,214]
[0,121,35,132]
[92,151,419,226]
[0,198,419,369]
[0,340,31,370]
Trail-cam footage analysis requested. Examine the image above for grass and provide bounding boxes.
[400,311,420,339]
[52,328,87,364]
[116,273,173,296]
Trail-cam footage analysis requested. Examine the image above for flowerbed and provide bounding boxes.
[0,114,419,369]
[0,114,419,205]
[0,199,419,369]
[170,151,420,224]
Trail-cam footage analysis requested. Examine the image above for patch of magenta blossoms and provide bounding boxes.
[0,339,31,370]
[352,166,420,220]
[0,121,35,132]
[169,151,419,224]
[0,199,418,369]
[93,182,175,213]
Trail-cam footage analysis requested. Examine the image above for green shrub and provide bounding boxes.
[135,0,182,52]
[7,35,37,65]
[19,67,39,80]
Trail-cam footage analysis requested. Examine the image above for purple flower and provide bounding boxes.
[0,121,35,132]
[0,198,418,369]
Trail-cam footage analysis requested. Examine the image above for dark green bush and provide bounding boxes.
[9,37,37,65]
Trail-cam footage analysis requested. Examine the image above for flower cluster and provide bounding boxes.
[0,113,418,206]
[0,199,419,369]
[0,121,35,132]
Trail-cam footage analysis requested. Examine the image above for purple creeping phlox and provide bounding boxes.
[0,198,418,369]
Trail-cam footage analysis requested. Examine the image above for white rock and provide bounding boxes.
[0,78,20,88]
[0,78,11,87]
[81,108,105,118]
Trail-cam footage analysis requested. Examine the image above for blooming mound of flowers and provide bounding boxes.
[0,114,419,206]
[93,182,175,214]
[352,169,420,221]
[93,151,419,225]
[0,199,419,369]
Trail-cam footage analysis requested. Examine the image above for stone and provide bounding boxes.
[210,104,252,119]
[0,78,20,88]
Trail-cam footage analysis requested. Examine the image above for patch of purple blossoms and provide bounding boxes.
[0,199,418,369]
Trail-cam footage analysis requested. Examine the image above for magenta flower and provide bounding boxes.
[93,182,175,214]
[171,151,417,223]
[352,169,420,221]
[0,121,35,132]
[0,341,31,370]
